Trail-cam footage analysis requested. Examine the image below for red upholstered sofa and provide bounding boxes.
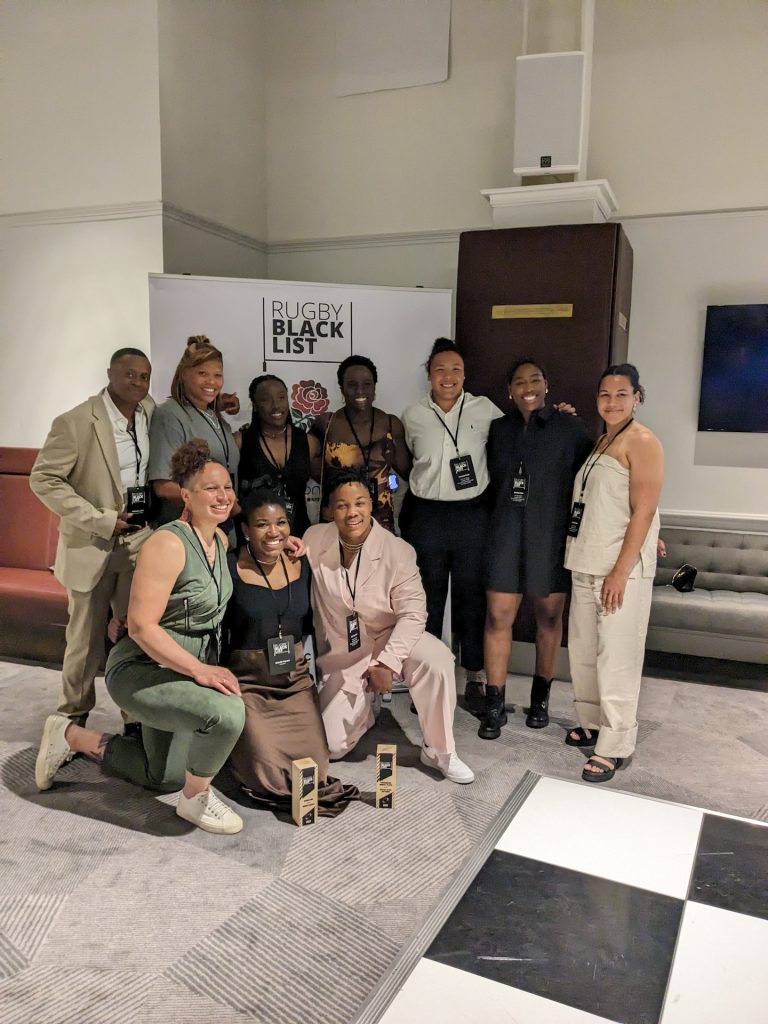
[0,448,68,662]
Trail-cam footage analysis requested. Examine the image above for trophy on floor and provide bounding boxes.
[291,757,318,826]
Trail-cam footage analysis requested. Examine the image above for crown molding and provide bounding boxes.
[268,227,464,254]
[162,202,267,254]
[1,201,163,228]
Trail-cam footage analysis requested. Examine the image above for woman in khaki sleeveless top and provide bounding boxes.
[564,364,663,783]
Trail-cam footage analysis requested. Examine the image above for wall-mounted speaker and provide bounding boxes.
[513,51,586,176]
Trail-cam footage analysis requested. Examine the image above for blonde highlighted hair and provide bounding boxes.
[170,336,225,412]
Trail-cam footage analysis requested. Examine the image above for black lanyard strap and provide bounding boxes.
[249,547,292,635]
[187,527,223,610]
[259,424,289,474]
[191,406,230,466]
[430,394,466,455]
[579,419,633,499]
[339,544,363,609]
[343,408,375,472]
[126,418,143,486]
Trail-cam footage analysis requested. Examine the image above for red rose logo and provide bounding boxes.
[291,380,329,417]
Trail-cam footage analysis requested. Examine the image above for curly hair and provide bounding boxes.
[170,336,225,410]
[425,337,464,374]
[170,439,215,486]
[337,354,378,388]
[241,487,289,523]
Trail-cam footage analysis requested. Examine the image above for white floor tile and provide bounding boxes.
[495,777,702,898]
[379,958,617,1024]
[660,901,768,1023]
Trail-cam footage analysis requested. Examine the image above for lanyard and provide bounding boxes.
[259,424,289,474]
[192,406,230,466]
[579,419,633,499]
[126,418,143,486]
[339,544,363,609]
[249,547,292,636]
[343,408,375,472]
[430,394,466,455]
[187,527,223,610]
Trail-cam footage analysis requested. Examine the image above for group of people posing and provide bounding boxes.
[31,334,663,835]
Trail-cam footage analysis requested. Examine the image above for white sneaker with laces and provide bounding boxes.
[176,789,244,835]
[420,745,475,784]
[35,715,72,791]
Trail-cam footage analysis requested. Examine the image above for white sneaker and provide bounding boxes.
[35,715,72,791]
[176,789,244,835]
[420,745,475,784]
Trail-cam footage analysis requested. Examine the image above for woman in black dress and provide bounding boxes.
[238,375,321,535]
[224,488,357,813]
[480,359,594,740]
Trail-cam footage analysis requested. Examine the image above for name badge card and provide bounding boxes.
[267,633,296,675]
[567,501,585,538]
[126,486,150,525]
[346,613,361,652]
[510,470,529,507]
[449,454,478,491]
[367,478,378,506]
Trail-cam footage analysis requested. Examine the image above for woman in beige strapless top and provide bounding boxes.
[563,364,664,784]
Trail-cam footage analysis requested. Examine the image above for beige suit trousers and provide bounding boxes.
[568,571,653,759]
[59,535,142,722]
[320,631,457,759]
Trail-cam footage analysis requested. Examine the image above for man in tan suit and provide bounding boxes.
[304,468,475,784]
[30,349,154,726]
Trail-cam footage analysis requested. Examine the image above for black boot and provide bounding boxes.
[478,685,507,740]
[463,679,486,717]
[525,675,552,729]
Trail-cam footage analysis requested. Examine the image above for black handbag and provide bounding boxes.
[671,563,697,592]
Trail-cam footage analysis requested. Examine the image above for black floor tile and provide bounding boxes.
[689,813,768,921]
[425,850,683,1024]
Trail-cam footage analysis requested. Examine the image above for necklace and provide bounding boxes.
[339,523,372,552]
[246,542,280,567]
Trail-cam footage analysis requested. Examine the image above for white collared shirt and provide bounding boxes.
[402,391,503,501]
[102,388,150,497]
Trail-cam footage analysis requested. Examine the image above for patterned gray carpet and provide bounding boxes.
[1,658,767,1023]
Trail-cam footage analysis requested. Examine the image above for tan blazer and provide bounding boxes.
[30,393,153,592]
[304,520,427,701]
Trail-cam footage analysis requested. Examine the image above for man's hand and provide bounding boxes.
[365,663,394,694]
[107,617,128,644]
[113,512,139,536]
[220,392,240,416]
[192,664,242,696]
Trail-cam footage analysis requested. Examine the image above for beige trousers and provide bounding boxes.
[320,632,457,759]
[568,571,653,759]
[59,538,138,723]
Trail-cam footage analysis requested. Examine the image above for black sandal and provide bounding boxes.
[581,755,624,783]
[565,727,599,748]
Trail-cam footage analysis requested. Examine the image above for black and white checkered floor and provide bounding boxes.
[378,776,768,1024]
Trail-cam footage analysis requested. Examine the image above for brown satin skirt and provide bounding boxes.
[226,643,358,816]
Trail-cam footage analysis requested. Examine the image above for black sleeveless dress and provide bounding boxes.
[238,423,311,534]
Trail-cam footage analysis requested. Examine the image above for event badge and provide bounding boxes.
[126,485,150,525]
[267,633,296,675]
[449,454,478,491]
[367,479,378,506]
[567,501,586,538]
[346,613,361,652]
[510,467,529,507]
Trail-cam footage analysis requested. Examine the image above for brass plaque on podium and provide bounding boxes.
[491,303,573,319]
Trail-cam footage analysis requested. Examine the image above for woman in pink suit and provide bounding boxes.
[303,469,474,784]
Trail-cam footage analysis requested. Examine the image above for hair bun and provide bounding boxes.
[170,438,213,485]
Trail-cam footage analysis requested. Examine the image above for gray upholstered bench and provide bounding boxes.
[647,526,768,665]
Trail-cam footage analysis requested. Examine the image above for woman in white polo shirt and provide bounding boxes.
[400,339,503,705]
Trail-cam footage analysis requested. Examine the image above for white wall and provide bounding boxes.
[623,211,768,517]
[163,216,267,280]
[158,0,267,240]
[1,0,162,214]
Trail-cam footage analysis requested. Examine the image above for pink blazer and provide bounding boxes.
[303,520,427,699]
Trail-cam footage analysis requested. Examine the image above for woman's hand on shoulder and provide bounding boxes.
[554,401,577,416]
[192,663,241,696]
[284,534,307,558]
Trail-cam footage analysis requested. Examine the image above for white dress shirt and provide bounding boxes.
[102,388,150,497]
[402,391,503,501]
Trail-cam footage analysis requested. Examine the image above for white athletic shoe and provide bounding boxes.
[420,745,475,784]
[176,789,244,835]
[35,715,72,791]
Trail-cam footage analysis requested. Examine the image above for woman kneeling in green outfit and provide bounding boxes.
[35,439,246,835]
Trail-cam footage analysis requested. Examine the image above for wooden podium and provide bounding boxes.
[455,223,633,648]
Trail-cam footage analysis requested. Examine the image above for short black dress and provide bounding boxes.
[485,407,594,595]
[238,424,311,534]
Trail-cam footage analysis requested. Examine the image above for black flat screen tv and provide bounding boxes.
[697,303,768,432]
